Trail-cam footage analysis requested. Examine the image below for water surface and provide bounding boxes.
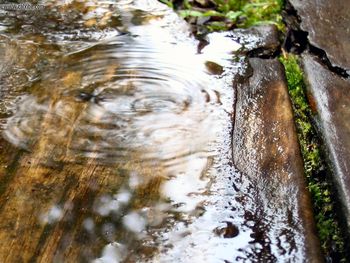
[0,0,307,262]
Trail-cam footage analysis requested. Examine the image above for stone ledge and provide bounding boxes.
[302,54,350,236]
[289,0,350,72]
[232,58,323,262]
[230,25,280,57]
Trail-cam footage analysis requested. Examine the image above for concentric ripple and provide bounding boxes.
[2,8,221,168]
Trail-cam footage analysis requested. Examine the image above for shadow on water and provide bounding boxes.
[0,0,309,262]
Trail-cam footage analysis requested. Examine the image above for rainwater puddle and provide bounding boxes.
[0,1,303,262]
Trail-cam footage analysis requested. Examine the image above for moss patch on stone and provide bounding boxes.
[279,53,346,261]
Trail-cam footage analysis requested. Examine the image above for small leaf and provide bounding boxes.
[202,10,224,17]
[243,2,269,11]
[225,10,243,20]
[179,10,206,18]
[206,21,228,31]
[158,0,173,8]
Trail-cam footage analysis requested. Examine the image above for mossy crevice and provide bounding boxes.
[279,53,346,262]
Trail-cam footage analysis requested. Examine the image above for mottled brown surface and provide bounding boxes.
[289,0,350,71]
[232,58,323,262]
[0,70,165,262]
[302,54,350,234]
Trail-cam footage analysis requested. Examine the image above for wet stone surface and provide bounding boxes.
[302,54,350,235]
[288,0,350,72]
[230,25,280,57]
[232,58,323,262]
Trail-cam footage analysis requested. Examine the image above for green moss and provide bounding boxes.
[279,54,319,176]
[279,54,345,261]
[237,0,284,29]
[159,0,284,31]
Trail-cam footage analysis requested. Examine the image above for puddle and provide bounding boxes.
[0,0,307,262]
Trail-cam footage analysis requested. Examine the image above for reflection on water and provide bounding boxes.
[0,0,306,262]
[0,0,240,261]
[2,0,219,168]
